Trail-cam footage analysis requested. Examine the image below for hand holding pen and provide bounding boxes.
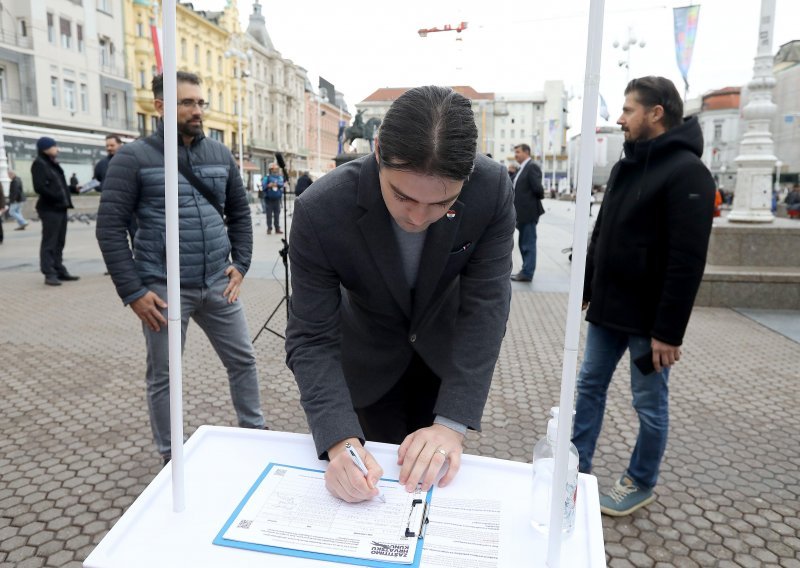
[324,438,385,503]
[345,442,386,503]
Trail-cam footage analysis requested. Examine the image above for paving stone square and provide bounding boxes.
[0,201,798,567]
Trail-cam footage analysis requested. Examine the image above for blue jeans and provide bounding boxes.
[517,221,538,278]
[9,203,27,227]
[142,277,265,456]
[571,323,670,490]
[263,198,281,230]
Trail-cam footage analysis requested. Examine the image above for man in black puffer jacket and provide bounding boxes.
[572,76,715,517]
[31,137,80,286]
[96,72,266,464]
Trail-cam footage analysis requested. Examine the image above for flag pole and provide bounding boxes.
[161,0,185,512]
[546,0,605,564]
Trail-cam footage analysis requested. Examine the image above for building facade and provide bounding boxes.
[305,85,350,177]
[697,87,741,191]
[243,0,306,180]
[568,126,625,189]
[125,0,244,148]
[772,40,800,184]
[1,0,135,190]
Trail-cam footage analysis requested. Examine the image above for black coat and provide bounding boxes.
[93,155,113,192]
[286,154,515,458]
[9,177,24,203]
[512,159,545,225]
[31,153,73,212]
[583,117,715,346]
[295,174,312,197]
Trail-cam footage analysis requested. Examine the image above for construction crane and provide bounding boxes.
[417,21,468,38]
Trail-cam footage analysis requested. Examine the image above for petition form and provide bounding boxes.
[218,464,427,564]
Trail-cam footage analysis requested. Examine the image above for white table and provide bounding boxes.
[84,426,606,567]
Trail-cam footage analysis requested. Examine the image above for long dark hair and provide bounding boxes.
[377,86,477,180]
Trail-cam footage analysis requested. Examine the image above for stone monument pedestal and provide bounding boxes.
[697,217,800,309]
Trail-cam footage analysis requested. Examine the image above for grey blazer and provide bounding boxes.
[285,153,516,458]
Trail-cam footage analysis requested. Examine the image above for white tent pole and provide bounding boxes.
[546,0,605,565]
[162,0,185,513]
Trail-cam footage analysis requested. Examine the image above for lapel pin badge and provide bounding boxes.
[446,209,456,220]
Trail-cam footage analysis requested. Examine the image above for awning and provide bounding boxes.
[237,159,260,172]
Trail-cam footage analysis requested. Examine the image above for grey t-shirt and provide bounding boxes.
[389,218,468,436]
[391,218,427,288]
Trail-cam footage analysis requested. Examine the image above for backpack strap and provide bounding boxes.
[142,136,225,220]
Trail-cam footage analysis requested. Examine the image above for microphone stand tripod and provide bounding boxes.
[253,154,291,343]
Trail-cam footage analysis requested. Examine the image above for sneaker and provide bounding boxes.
[14,225,26,231]
[599,475,656,516]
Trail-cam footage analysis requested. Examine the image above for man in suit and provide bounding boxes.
[510,143,545,282]
[286,86,515,503]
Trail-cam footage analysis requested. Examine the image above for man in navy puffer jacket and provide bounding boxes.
[96,72,266,464]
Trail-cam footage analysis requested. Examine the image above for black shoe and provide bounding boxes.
[57,273,80,281]
[45,277,62,286]
[510,272,533,282]
[14,225,26,231]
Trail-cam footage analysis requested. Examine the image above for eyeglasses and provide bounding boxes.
[178,98,209,110]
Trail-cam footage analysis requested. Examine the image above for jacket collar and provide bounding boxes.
[355,155,465,322]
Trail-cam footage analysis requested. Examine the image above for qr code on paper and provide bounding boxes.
[237,519,253,529]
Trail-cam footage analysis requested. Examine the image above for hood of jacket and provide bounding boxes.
[622,116,704,163]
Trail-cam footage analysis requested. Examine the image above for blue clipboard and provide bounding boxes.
[213,463,433,568]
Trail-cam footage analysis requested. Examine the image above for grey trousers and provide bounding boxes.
[142,277,265,456]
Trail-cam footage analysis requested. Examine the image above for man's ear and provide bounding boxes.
[650,104,665,125]
[153,98,165,117]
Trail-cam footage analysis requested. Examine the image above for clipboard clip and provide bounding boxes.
[404,498,430,539]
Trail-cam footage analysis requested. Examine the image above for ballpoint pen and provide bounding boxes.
[345,442,386,503]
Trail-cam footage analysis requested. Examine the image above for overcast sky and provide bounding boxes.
[185,0,798,132]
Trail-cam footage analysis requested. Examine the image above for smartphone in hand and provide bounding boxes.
[633,350,656,375]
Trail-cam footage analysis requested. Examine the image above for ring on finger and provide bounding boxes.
[436,448,448,458]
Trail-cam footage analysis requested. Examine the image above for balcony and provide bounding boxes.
[0,30,32,49]
[0,98,23,115]
[100,62,124,78]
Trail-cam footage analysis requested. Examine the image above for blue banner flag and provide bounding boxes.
[673,5,701,92]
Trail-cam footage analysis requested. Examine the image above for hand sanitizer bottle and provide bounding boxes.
[530,407,579,535]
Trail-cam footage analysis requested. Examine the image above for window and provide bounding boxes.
[194,44,199,65]
[63,80,76,111]
[150,115,159,133]
[139,69,146,88]
[136,22,144,37]
[137,113,146,135]
[181,39,187,59]
[713,120,723,142]
[500,129,505,138]
[0,68,6,100]
[60,18,72,49]
[77,24,84,52]
[99,39,114,67]
[80,83,88,112]
[208,89,213,108]
[510,129,515,139]
[219,91,224,111]
[51,76,59,106]
[521,129,525,138]
[18,19,28,37]
[97,0,112,14]
[209,128,224,143]
[47,13,55,43]
[104,92,118,120]
[206,50,211,69]
[500,144,505,153]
